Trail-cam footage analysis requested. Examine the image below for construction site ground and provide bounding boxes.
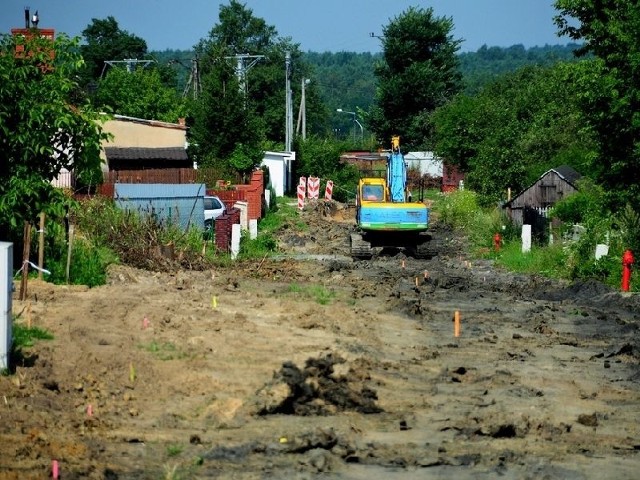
[1,201,639,479]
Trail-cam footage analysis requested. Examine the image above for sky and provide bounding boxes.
[0,1,569,53]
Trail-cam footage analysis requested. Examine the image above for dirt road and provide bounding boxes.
[1,203,639,479]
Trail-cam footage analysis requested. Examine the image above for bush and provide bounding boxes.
[47,238,116,287]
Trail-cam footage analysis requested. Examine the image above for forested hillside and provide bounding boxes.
[459,43,585,94]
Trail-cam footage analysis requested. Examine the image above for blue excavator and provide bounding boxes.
[350,136,435,259]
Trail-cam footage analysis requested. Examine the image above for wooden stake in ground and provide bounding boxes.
[454,310,461,338]
[19,221,32,301]
[65,224,75,284]
[38,212,45,280]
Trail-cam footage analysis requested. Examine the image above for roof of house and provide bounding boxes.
[104,147,188,162]
[504,165,582,207]
[551,165,581,188]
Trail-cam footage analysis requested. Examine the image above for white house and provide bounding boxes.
[261,151,296,197]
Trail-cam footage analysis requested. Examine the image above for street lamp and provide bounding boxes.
[336,108,363,143]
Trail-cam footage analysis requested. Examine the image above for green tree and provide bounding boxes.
[554,0,640,208]
[94,66,188,122]
[368,6,463,151]
[0,32,109,237]
[189,0,315,174]
[80,16,148,85]
[431,63,597,205]
[294,137,360,202]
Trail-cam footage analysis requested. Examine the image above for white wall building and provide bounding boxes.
[261,151,296,197]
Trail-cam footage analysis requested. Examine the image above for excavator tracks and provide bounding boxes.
[350,233,373,259]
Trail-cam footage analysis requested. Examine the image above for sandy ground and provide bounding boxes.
[1,202,639,479]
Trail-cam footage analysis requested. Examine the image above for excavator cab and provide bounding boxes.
[362,184,384,202]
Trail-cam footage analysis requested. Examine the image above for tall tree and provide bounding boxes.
[190,0,316,174]
[80,16,148,85]
[554,0,640,208]
[368,7,463,151]
[0,32,108,237]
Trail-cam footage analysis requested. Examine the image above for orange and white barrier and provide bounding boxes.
[297,183,306,210]
[324,180,333,200]
[307,177,320,199]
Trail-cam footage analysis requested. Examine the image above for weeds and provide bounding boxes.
[286,283,336,305]
[13,324,54,348]
[5,324,54,374]
[166,444,184,457]
[139,340,185,360]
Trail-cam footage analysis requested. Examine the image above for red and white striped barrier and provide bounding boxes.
[324,180,334,201]
[307,177,320,199]
[297,184,306,210]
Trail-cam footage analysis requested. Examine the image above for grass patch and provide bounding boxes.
[286,283,336,305]
[259,200,307,233]
[491,241,568,279]
[13,324,54,348]
[4,324,54,374]
[139,340,185,360]
[166,444,184,457]
[239,199,308,260]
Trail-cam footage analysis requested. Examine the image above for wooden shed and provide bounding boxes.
[442,163,465,193]
[505,165,581,232]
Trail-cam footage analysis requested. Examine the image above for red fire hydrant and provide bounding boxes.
[622,249,634,292]
[493,232,502,252]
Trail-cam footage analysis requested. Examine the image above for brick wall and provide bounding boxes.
[209,170,264,221]
[215,207,241,253]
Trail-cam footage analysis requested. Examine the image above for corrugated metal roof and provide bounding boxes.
[105,147,188,161]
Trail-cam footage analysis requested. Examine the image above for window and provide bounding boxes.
[363,185,383,201]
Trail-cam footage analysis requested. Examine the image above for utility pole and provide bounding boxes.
[183,57,201,99]
[225,53,264,96]
[169,57,202,99]
[101,59,155,78]
[285,51,293,152]
[296,78,310,140]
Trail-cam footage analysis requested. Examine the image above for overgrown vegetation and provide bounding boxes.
[37,196,312,286]
[72,197,225,273]
[434,189,639,291]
